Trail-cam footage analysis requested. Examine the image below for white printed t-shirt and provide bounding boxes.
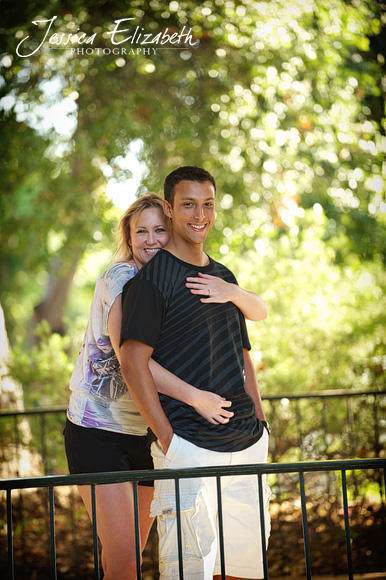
[67,262,148,435]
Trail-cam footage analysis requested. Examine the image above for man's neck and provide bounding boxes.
[164,238,209,267]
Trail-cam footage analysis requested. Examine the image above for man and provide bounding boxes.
[120,166,270,579]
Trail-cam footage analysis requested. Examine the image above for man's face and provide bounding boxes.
[164,180,216,246]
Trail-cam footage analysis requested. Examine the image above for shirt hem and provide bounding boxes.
[66,412,148,437]
[172,426,263,453]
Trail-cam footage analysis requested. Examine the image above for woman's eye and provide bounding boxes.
[156,228,167,233]
[136,229,146,234]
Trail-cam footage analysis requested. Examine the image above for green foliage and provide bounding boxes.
[0,0,385,413]
[221,209,386,395]
[7,321,77,406]
[339,469,384,503]
[2,0,384,268]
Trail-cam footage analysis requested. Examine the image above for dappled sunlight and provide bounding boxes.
[1,4,385,577]
[1,0,385,482]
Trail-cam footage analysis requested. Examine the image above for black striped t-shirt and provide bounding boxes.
[120,249,262,452]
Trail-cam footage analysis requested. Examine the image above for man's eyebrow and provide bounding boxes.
[180,196,215,201]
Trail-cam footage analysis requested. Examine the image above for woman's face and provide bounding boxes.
[130,207,170,268]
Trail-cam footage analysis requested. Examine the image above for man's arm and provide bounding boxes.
[108,297,233,425]
[243,348,266,421]
[120,338,173,454]
[186,272,267,321]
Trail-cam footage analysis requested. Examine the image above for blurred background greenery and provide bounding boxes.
[0,0,385,410]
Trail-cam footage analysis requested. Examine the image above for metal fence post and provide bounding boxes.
[341,470,353,580]
[174,478,184,580]
[133,482,142,580]
[257,473,269,580]
[91,484,100,580]
[299,472,312,580]
[48,487,57,580]
[216,476,226,580]
[40,413,48,476]
[7,489,14,580]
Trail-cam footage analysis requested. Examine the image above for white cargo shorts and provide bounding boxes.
[151,430,271,579]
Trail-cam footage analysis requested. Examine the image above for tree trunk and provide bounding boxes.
[33,252,81,336]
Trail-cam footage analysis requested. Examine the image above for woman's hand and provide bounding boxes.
[186,272,268,321]
[149,359,233,424]
[186,272,237,304]
[191,390,234,425]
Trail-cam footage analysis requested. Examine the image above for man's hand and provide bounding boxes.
[160,431,174,456]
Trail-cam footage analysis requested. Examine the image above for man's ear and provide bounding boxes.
[163,199,172,219]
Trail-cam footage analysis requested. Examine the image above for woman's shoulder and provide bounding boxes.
[96,262,137,299]
[102,261,136,282]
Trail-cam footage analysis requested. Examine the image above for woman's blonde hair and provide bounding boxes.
[113,192,167,263]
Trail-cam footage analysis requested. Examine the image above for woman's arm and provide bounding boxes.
[185,272,267,322]
[108,296,233,425]
[148,359,233,425]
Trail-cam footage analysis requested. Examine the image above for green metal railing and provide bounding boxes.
[265,388,386,461]
[1,458,386,580]
[1,390,385,578]
[0,405,67,476]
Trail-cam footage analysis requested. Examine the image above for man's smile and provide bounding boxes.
[189,223,207,231]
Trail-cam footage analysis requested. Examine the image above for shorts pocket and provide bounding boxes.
[165,433,180,463]
[151,485,202,570]
[150,433,181,469]
[157,507,205,577]
[150,481,200,517]
[154,487,216,578]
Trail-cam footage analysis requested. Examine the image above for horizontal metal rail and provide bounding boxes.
[263,388,386,401]
[1,458,385,490]
[1,388,385,418]
[0,405,68,417]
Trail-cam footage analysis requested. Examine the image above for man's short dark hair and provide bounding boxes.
[164,166,216,205]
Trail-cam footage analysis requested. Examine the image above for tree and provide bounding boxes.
[0,0,385,399]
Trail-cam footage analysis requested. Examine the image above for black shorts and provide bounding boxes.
[64,419,154,486]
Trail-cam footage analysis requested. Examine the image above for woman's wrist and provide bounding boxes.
[230,283,242,305]
[183,384,200,408]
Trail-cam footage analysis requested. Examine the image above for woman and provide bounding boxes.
[64,193,267,580]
